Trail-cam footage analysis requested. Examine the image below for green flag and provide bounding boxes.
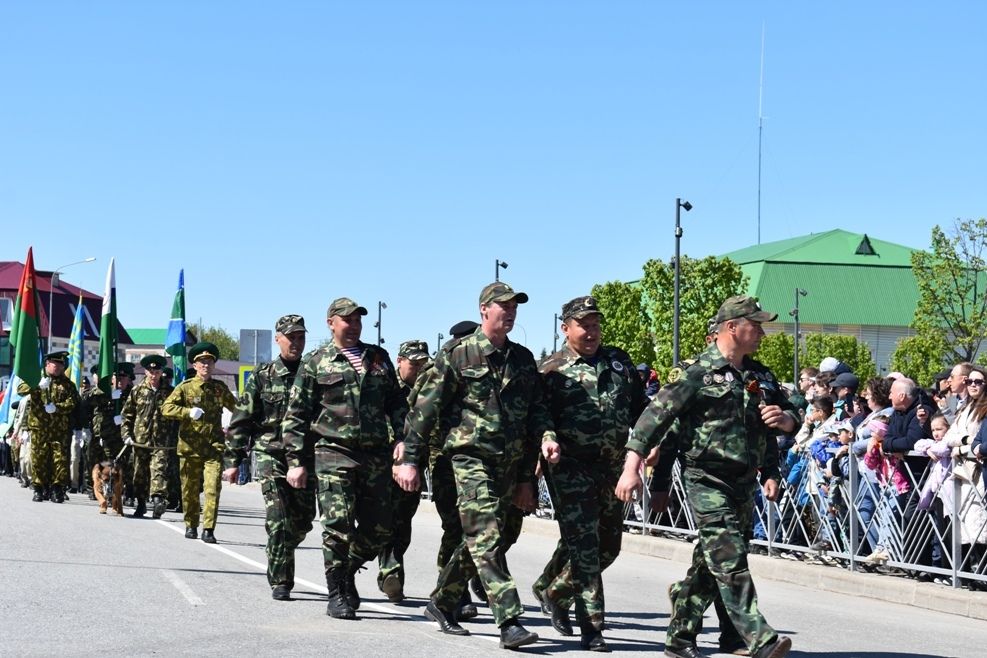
[97,257,117,394]
[165,269,187,386]
[10,246,42,387]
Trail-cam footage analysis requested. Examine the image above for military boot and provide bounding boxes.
[32,486,44,502]
[51,485,65,504]
[345,562,362,611]
[151,495,166,519]
[133,498,147,518]
[326,570,356,620]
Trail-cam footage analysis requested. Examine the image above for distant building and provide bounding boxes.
[722,229,920,372]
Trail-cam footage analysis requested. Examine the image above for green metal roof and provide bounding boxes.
[720,230,921,327]
[127,328,166,346]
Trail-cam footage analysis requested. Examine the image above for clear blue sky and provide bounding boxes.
[3,2,985,356]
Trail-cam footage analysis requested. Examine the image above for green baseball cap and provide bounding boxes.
[398,340,429,361]
[561,296,602,321]
[713,295,777,324]
[479,282,528,306]
[327,297,368,318]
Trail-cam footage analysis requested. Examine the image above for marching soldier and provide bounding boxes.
[121,354,178,519]
[225,314,316,601]
[89,363,136,498]
[162,341,237,543]
[16,351,80,503]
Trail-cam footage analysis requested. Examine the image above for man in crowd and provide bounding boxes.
[282,298,407,620]
[616,295,795,658]
[162,342,237,543]
[395,282,561,651]
[533,295,648,651]
[943,362,973,424]
[226,314,316,601]
[121,354,178,519]
[377,339,430,602]
[16,351,80,503]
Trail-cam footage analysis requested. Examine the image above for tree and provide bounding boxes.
[908,219,987,365]
[590,280,656,367]
[639,255,748,380]
[802,333,877,383]
[187,322,239,360]
[889,333,949,387]
[755,332,796,383]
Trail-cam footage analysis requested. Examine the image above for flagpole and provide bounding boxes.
[47,257,96,353]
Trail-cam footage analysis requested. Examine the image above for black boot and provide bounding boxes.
[32,486,44,502]
[151,495,166,519]
[133,498,147,518]
[580,622,610,652]
[326,569,356,619]
[457,590,478,621]
[425,600,469,635]
[185,527,197,539]
[499,618,538,650]
[541,592,573,636]
[201,528,216,544]
[345,563,362,611]
[51,485,65,504]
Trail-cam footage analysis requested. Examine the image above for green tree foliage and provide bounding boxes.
[590,280,656,367]
[890,333,950,387]
[755,332,796,383]
[639,255,747,380]
[905,219,987,366]
[187,322,239,360]
[802,333,877,382]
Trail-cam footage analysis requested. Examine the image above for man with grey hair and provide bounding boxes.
[943,362,973,424]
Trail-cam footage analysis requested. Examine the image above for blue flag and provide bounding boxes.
[68,292,86,387]
[165,269,187,386]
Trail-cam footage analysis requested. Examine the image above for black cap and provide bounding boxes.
[140,354,167,370]
[449,320,479,338]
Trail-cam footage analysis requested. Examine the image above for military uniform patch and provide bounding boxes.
[703,374,713,385]
[724,372,734,382]
[667,367,683,383]
[612,360,624,372]
[713,373,724,384]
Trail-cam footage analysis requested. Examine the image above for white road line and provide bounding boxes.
[153,519,501,643]
[162,569,205,606]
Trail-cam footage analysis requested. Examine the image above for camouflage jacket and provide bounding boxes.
[281,341,407,468]
[403,328,556,483]
[16,375,80,438]
[539,344,648,471]
[161,376,237,458]
[87,386,131,446]
[226,356,301,468]
[121,378,177,447]
[625,342,795,486]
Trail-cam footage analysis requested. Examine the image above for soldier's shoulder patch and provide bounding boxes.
[667,367,683,383]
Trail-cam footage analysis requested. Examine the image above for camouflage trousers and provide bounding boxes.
[315,447,392,574]
[431,454,523,626]
[167,449,182,507]
[429,449,467,570]
[258,451,316,589]
[131,443,173,500]
[377,480,422,588]
[180,452,223,529]
[534,456,624,629]
[30,431,68,487]
[666,467,777,654]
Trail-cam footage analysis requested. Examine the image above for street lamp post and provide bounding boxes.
[375,301,387,346]
[495,259,509,282]
[672,198,692,366]
[790,288,808,383]
[47,257,97,353]
[553,313,560,353]
[436,332,444,356]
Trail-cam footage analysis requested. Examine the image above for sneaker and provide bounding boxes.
[864,549,890,563]
[809,540,831,552]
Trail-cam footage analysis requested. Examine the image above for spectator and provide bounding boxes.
[636,363,660,398]
[915,413,952,580]
[863,415,912,563]
[943,362,974,424]
[832,372,859,421]
[853,378,894,558]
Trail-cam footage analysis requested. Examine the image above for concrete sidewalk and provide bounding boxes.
[515,510,987,621]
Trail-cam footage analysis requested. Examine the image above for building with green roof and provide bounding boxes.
[721,229,919,372]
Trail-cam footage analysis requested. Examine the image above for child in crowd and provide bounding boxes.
[915,413,953,581]
[863,415,912,563]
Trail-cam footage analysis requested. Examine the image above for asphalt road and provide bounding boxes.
[1,476,983,658]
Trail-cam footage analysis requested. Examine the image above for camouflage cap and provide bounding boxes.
[140,354,167,370]
[479,282,529,306]
[713,295,777,324]
[44,350,70,364]
[707,316,718,336]
[275,314,307,334]
[398,339,430,361]
[561,296,602,321]
[327,297,368,318]
[188,341,220,363]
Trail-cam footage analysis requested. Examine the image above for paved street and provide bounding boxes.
[1,476,984,657]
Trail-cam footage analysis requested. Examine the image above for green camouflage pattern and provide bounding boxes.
[17,375,79,486]
[227,356,317,589]
[536,344,647,627]
[121,377,177,500]
[162,376,237,529]
[429,450,464,570]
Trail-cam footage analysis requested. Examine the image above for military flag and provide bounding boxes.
[67,292,86,387]
[97,257,117,394]
[165,269,187,386]
[0,247,43,423]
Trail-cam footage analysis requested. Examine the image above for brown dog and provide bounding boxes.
[92,461,124,516]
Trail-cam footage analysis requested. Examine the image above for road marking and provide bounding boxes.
[162,569,205,606]
[153,519,501,643]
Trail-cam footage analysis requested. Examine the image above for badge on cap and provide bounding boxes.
[612,360,624,372]
[703,374,713,385]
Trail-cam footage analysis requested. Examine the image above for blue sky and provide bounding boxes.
[3,2,985,356]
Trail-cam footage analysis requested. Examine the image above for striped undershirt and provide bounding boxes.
[340,346,365,375]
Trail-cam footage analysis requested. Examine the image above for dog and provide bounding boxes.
[92,461,124,516]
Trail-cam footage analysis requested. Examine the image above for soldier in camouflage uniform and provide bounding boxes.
[225,314,316,602]
[16,351,80,503]
[616,296,796,658]
[532,296,648,652]
[376,339,430,602]
[396,282,561,651]
[121,354,178,519]
[282,298,407,620]
[162,341,238,543]
[161,366,183,512]
[81,365,101,498]
[89,363,135,498]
